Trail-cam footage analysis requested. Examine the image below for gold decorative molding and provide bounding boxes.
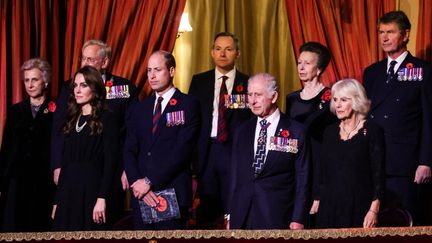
[1,227,432,241]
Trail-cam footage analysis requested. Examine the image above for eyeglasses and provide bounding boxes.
[79,56,103,64]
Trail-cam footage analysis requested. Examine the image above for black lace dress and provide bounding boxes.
[315,121,384,228]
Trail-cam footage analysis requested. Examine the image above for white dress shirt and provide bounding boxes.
[253,109,281,157]
[153,86,176,114]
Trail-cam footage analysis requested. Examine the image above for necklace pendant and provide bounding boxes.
[75,114,87,133]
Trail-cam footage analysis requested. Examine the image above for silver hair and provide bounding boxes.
[330,78,371,119]
[248,73,279,98]
[20,58,52,84]
[82,39,112,59]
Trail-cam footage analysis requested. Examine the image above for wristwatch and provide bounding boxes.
[143,177,152,186]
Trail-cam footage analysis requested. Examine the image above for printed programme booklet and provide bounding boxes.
[139,188,180,224]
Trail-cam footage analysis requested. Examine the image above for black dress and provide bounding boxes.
[285,88,336,197]
[316,120,385,228]
[0,99,55,232]
[52,111,119,231]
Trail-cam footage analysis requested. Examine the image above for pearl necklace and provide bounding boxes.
[341,119,361,139]
[75,113,87,133]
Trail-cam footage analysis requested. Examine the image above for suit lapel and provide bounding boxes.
[23,99,34,121]
[244,118,258,179]
[370,54,413,110]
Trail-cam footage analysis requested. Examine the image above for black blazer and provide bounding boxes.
[363,52,432,176]
[228,113,310,229]
[188,69,251,175]
[51,73,137,170]
[124,89,201,208]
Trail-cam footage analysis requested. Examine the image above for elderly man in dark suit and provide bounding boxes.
[363,11,432,225]
[188,32,250,228]
[51,39,137,227]
[124,51,201,230]
[227,73,310,229]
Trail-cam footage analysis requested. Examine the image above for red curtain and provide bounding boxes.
[285,0,395,87]
[416,0,432,62]
[0,0,185,144]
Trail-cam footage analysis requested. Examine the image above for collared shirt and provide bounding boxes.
[154,86,176,114]
[387,51,408,74]
[102,73,107,83]
[210,68,237,137]
[253,108,281,157]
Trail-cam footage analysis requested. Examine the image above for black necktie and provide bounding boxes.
[386,60,397,83]
[217,76,229,142]
[152,97,163,135]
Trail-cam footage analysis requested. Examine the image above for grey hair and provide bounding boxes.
[248,73,279,98]
[82,39,112,59]
[330,78,371,119]
[20,58,52,84]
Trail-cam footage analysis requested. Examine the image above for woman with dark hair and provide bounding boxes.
[315,79,384,228]
[52,66,119,231]
[0,58,55,232]
[285,42,336,226]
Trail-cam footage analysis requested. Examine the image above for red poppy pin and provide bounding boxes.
[280,129,290,138]
[169,98,177,106]
[321,89,331,102]
[105,80,114,87]
[236,84,244,93]
[406,63,413,69]
[48,101,56,112]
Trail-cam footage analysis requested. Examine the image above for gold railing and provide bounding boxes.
[1,227,432,241]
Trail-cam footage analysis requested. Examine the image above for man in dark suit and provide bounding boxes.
[363,11,432,225]
[227,73,310,229]
[188,32,250,227]
[124,51,201,230]
[51,39,137,227]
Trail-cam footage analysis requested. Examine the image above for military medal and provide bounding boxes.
[397,65,423,82]
[269,136,298,153]
[166,110,185,126]
[106,84,131,99]
[225,94,248,109]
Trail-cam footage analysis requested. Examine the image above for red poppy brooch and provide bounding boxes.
[106,80,114,87]
[278,129,290,138]
[406,63,413,69]
[321,89,331,102]
[236,83,244,93]
[169,98,178,106]
[44,101,56,113]
[319,89,331,109]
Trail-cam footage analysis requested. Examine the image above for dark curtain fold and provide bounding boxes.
[0,0,185,144]
[285,0,395,87]
[416,0,432,62]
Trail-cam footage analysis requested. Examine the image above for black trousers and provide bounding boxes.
[197,139,231,228]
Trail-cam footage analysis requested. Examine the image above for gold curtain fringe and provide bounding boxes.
[1,227,432,241]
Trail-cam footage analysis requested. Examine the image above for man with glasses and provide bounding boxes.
[51,39,137,228]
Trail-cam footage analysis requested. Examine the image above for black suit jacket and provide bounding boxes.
[124,89,201,209]
[363,52,432,176]
[188,69,251,175]
[51,73,137,170]
[228,113,310,229]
